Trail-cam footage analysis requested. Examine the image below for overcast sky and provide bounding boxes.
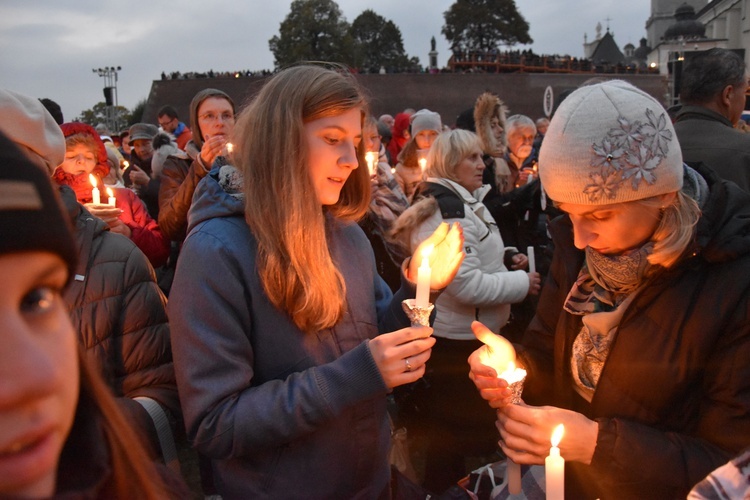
[0,0,650,122]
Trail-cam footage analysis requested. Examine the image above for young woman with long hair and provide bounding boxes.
[168,65,464,498]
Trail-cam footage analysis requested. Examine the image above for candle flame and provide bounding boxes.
[227,143,234,153]
[122,161,129,169]
[418,158,427,170]
[89,174,98,188]
[106,187,114,197]
[420,244,434,260]
[551,424,564,447]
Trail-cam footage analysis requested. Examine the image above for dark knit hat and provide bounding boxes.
[0,129,77,278]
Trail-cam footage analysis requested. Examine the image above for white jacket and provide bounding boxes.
[404,178,529,339]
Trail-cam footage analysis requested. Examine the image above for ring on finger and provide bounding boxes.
[405,357,413,372]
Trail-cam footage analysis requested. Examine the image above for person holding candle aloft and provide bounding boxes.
[389,128,541,492]
[394,109,443,201]
[168,65,465,499]
[55,122,170,268]
[360,115,411,291]
[158,89,236,245]
[468,80,750,499]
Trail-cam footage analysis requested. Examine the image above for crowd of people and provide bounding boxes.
[2,48,750,499]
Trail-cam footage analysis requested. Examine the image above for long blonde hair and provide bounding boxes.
[234,65,370,333]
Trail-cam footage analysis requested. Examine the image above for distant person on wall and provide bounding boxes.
[157,105,193,151]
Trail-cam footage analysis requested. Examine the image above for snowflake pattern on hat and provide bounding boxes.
[583,108,672,203]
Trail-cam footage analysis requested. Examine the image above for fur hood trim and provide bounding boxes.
[387,196,438,252]
[474,92,508,156]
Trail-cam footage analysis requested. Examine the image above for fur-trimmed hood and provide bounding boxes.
[474,92,508,157]
[388,196,438,253]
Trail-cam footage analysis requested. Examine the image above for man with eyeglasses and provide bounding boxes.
[157,105,192,151]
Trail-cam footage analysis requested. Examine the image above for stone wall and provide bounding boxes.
[143,72,668,127]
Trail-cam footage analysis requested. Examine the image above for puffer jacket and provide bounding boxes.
[518,164,750,499]
[391,179,529,339]
[59,186,179,453]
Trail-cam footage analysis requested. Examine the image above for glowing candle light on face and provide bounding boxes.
[106,187,116,207]
[365,151,378,176]
[415,244,434,308]
[89,174,100,204]
[546,424,565,500]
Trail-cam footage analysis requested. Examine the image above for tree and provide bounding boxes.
[269,0,355,68]
[350,10,411,73]
[75,102,131,132]
[442,0,533,53]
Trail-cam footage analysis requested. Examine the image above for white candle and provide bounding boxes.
[545,424,565,500]
[415,244,433,308]
[418,157,427,174]
[365,152,377,176]
[527,246,536,274]
[507,458,522,495]
[106,187,116,206]
[89,174,100,204]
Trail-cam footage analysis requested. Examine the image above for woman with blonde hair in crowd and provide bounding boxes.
[390,128,540,491]
[468,80,750,499]
[168,65,465,498]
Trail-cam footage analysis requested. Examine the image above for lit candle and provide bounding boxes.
[391,167,396,175]
[122,160,130,171]
[89,174,100,204]
[226,142,234,154]
[545,424,565,500]
[475,328,516,375]
[418,157,427,174]
[415,244,434,308]
[365,151,378,176]
[527,246,536,274]
[106,187,116,206]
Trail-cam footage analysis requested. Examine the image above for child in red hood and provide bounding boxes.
[53,122,169,267]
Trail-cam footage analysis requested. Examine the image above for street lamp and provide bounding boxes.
[92,66,122,132]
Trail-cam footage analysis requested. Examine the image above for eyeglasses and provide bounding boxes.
[198,112,234,123]
[158,117,176,128]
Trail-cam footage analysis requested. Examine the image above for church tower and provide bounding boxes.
[646,0,705,49]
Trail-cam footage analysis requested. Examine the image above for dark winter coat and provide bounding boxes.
[60,187,179,455]
[518,165,750,499]
[674,105,750,192]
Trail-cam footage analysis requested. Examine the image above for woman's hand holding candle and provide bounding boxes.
[200,134,229,167]
[408,222,465,293]
[468,321,519,408]
[368,325,436,389]
[495,404,598,466]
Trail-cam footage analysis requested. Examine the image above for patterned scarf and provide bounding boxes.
[564,243,653,315]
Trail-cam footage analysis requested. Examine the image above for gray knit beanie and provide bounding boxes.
[410,109,442,136]
[539,80,683,205]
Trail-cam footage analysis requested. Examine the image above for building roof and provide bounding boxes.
[590,31,625,64]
